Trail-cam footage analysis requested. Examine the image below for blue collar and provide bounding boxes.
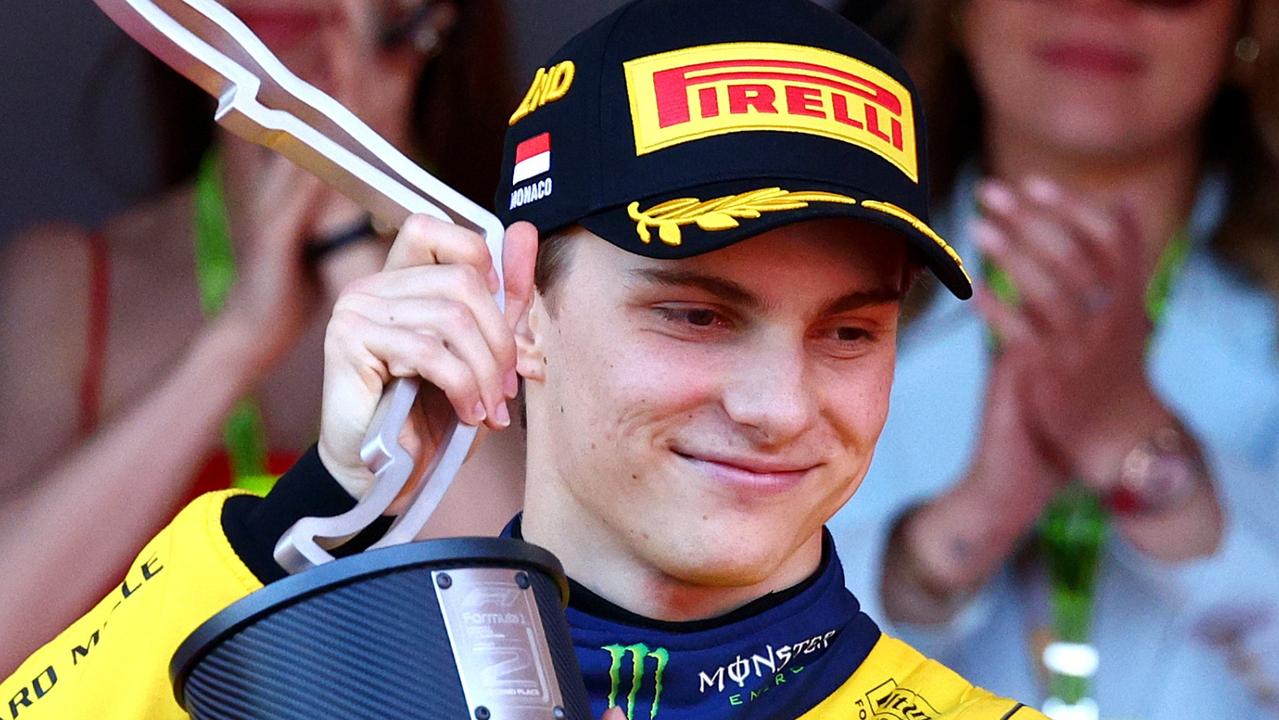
[504,517,881,719]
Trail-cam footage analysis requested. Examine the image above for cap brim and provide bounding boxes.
[577,178,972,300]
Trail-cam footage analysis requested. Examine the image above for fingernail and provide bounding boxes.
[504,368,520,398]
[494,401,512,428]
[1025,177,1060,204]
[972,220,1004,252]
[978,181,1015,214]
[471,401,487,424]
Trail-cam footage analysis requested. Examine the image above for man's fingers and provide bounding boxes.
[384,214,497,291]
[352,321,489,427]
[601,708,627,720]
[342,265,515,364]
[336,293,512,425]
[373,214,531,402]
[502,221,540,331]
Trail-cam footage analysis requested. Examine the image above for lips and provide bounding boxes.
[1034,42,1145,76]
[675,450,819,494]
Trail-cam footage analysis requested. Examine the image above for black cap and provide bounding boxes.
[495,0,972,299]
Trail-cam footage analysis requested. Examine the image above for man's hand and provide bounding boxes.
[317,216,538,499]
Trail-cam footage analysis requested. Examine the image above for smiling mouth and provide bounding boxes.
[675,451,817,493]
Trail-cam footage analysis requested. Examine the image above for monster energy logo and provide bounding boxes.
[602,643,670,719]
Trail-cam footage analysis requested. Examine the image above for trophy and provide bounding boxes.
[88,0,591,717]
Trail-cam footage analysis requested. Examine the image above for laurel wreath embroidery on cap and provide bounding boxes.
[627,188,857,246]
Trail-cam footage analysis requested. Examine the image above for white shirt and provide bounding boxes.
[830,174,1279,719]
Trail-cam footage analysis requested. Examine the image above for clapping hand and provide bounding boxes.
[973,176,1171,488]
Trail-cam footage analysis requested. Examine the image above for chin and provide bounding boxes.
[633,515,808,589]
[1025,111,1149,161]
[653,549,781,589]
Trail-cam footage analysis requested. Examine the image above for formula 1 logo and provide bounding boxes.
[456,583,545,699]
[602,643,670,720]
[623,42,919,182]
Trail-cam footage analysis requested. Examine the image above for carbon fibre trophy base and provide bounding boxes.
[170,538,591,720]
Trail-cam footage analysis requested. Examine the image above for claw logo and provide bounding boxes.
[623,42,919,182]
[602,643,670,719]
[860,680,939,720]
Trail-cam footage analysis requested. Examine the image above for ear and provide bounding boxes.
[516,290,549,382]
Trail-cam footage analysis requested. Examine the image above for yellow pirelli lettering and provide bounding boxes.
[624,42,919,182]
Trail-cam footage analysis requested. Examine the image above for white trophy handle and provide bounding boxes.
[89,0,507,573]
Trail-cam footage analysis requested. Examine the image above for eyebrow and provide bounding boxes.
[628,268,903,314]
[628,268,764,309]
[821,287,904,315]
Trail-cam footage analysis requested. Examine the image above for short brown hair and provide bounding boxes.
[533,226,581,313]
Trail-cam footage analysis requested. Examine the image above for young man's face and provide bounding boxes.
[522,218,907,589]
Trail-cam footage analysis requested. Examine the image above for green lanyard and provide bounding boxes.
[984,226,1191,709]
[193,149,277,496]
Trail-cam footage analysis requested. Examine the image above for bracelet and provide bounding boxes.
[1104,423,1205,516]
[304,214,378,263]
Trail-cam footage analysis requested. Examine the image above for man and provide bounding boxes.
[1,1,1044,718]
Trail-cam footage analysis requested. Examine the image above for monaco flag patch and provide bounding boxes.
[512,133,551,185]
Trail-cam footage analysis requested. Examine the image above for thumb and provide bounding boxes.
[601,708,628,720]
[502,221,540,331]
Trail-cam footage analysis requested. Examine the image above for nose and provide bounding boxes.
[720,334,819,447]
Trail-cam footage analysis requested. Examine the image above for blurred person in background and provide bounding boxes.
[0,0,520,675]
[829,0,1279,716]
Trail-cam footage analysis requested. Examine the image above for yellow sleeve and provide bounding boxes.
[798,635,1048,720]
[1,491,263,720]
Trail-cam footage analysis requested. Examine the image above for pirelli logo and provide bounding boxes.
[623,42,919,182]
